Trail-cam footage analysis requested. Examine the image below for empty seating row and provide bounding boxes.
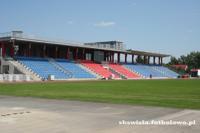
[16,57,96,80]
[124,64,178,78]
[152,65,179,78]
[15,56,178,80]
[55,59,96,79]
[108,63,140,79]
[16,57,69,80]
[81,61,119,79]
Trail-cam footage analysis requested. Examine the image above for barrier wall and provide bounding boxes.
[0,74,31,82]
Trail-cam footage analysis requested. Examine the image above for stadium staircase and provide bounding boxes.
[76,63,101,79]
[124,64,178,78]
[7,59,41,81]
[15,57,97,80]
[108,63,141,79]
[81,61,120,79]
[55,59,97,79]
[48,58,73,78]
[16,57,70,80]
[12,56,178,80]
[152,65,179,78]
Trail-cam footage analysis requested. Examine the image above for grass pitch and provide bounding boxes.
[0,79,200,109]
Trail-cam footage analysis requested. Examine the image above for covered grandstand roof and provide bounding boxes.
[0,31,169,57]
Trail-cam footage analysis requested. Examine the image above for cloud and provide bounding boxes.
[94,21,116,27]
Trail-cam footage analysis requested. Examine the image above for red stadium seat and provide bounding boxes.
[109,63,140,79]
[81,62,119,79]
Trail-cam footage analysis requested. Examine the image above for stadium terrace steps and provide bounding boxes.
[14,56,178,80]
[76,63,101,79]
[108,63,141,79]
[124,64,162,78]
[81,61,120,79]
[15,57,97,80]
[124,64,178,78]
[7,60,41,81]
[16,57,69,80]
[48,59,73,78]
[55,59,96,79]
[80,61,103,78]
[152,66,179,78]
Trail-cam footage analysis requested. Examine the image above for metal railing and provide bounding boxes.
[0,31,128,52]
[0,32,12,38]
[0,31,84,46]
[0,74,31,82]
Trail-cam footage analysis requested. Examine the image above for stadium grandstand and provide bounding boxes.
[0,31,178,81]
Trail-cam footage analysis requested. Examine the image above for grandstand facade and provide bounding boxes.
[0,31,178,81]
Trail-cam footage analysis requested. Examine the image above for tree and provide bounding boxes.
[168,56,179,65]
[168,51,200,69]
[136,55,144,63]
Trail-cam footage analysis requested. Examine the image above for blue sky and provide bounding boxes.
[0,0,200,61]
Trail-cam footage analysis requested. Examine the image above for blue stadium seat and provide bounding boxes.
[55,59,96,79]
[16,57,70,80]
[124,64,178,78]
[16,56,96,80]
[152,65,179,78]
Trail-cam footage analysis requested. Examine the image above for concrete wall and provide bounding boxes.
[0,58,22,74]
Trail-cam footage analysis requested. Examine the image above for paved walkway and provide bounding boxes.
[0,96,199,133]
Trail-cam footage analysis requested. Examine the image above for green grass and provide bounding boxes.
[0,79,200,109]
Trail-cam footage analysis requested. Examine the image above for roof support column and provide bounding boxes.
[132,54,134,64]
[111,52,114,63]
[0,42,2,57]
[161,57,163,65]
[106,51,108,61]
[104,51,107,61]
[117,52,120,63]
[91,50,94,61]
[147,56,150,64]
[113,52,115,63]
[153,56,156,65]
[11,40,15,57]
[107,52,108,61]
[82,48,85,60]
[1,42,5,57]
[108,52,110,62]
[66,47,70,59]
[137,55,140,64]
[75,48,78,60]
[28,43,32,57]
[109,52,112,62]
[55,46,58,58]
[158,57,161,65]
[143,56,146,64]
[125,53,127,63]
[109,52,111,62]
[43,45,46,57]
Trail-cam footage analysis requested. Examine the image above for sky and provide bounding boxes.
[0,0,200,62]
